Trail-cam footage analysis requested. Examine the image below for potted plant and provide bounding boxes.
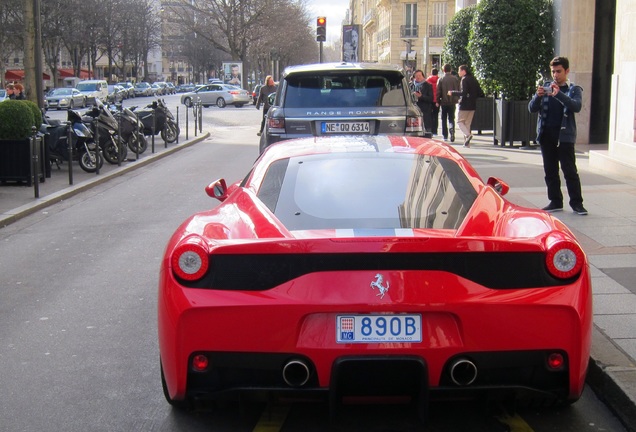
[469,0,554,146]
[0,99,45,185]
[441,5,494,134]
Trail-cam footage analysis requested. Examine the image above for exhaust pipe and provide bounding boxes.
[449,358,478,386]
[282,359,310,387]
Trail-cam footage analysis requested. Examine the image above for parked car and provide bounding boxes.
[116,82,135,98]
[164,82,176,94]
[45,87,87,110]
[107,84,127,103]
[260,62,424,153]
[134,82,153,97]
[251,84,262,105]
[151,83,164,96]
[158,135,592,412]
[179,83,250,108]
[0,89,7,103]
[76,79,108,105]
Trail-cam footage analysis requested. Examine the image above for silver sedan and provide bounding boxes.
[45,87,87,110]
[180,84,250,108]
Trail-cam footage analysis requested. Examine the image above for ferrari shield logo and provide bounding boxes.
[370,273,389,298]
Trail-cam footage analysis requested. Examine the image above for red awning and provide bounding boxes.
[58,68,93,79]
[5,69,51,81]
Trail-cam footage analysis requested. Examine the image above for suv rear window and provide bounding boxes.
[283,73,406,109]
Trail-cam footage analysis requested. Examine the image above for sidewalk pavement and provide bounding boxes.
[1,131,635,430]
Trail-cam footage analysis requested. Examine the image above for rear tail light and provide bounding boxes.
[544,233,584,279]
[406,115,422,132]
[228,91,240,95]
[546,352,565,370]
[171,235,209,281]
[268,118,285,129]
[192,354,209,372]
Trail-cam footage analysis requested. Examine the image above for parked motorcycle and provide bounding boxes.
[130,99,179,143]
[44,110,103,173]
[111,105,148,154]
[82,101,127,164]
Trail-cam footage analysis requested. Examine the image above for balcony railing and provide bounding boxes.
[363,9,376,27]
[400,25,419,39]
[429,25,447,38]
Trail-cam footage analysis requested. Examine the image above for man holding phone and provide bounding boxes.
[529,56,587,215]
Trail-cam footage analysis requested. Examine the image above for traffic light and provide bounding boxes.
[316,16,327,42]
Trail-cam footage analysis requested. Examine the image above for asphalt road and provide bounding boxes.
[0,94,628,431]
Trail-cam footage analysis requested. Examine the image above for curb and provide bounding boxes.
[0,132,210,228]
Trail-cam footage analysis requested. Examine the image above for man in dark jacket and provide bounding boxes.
[448,65,482,147]
[256,75,277,136]
[528,56,587,215]
[437,64,460,142]
[410,69,434,134]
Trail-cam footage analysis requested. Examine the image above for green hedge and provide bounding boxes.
[0,100,37,140]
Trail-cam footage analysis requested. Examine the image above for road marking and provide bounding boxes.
[497,411,535,432]
[252,404,290,432]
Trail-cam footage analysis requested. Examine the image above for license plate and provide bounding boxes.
[336,314,422,343]
[321,121,370,134]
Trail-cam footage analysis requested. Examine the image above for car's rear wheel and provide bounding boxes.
[216,98,226,108]
[183,97,192,107]
[235,104,244,108]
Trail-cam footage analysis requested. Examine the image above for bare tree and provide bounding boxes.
[40,0,66,87]
[1,0,23,87]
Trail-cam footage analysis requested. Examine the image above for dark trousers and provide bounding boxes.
[431,105,439,135]
[440,105,456,139]
[259,107,269,133]
[539,127,584,208]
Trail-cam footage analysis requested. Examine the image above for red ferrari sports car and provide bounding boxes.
[158,135,592,414]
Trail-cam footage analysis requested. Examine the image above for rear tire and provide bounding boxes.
[183,97,192,107]
[127,133,148,154]
[216,98,226,108]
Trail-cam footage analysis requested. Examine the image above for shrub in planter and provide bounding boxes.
[441,6,477,71]
[0,100,36,140]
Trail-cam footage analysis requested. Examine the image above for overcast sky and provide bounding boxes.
[306,0,349,44]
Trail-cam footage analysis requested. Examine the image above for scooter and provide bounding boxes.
[44,110,103,173]
[111,104,148,154]
[82,101,127,164]
[130,99,179,144]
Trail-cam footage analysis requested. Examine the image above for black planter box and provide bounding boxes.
[494,99,538,147]
[472,97,494,133]
[0,138,46,186]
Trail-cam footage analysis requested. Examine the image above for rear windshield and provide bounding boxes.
[77,83,98,91]
[283,73,407,108]
[257,153,477,231]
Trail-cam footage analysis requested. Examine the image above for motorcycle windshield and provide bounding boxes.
[73,122,93,138]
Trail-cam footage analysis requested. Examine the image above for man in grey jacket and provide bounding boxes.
[437,64,460,142]
[528,56,587,215]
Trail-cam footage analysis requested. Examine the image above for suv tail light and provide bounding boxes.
[406,115,422,133]
[268,118,285,131]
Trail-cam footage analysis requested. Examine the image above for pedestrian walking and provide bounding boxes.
[426,68,440,136]
[410,69,434,134]
[448,65,482,147]
[256,75,277,137]
[528,56,587,215]
[437,64,460,142]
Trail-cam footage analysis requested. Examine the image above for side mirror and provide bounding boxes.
[205,178,228,201]
[487,177,509,196]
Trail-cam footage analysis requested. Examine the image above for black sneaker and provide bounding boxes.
[572,205,588,215]
[542,203,563,212]
[450,129,455,142]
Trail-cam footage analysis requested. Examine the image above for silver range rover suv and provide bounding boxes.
[259,62,424,153]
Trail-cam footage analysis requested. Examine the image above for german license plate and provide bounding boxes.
[336,314,422,343]
[321,121,370,134]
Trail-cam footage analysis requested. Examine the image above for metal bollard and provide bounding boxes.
[66,121,73,185]
[117,110,122,166]
[185,105,189,140]
[94,119,100,175]
[30,127,40,198]
[176,106,179,144]
[193,103,198,137]
[151,109,156,153]
[199,102,203,133]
